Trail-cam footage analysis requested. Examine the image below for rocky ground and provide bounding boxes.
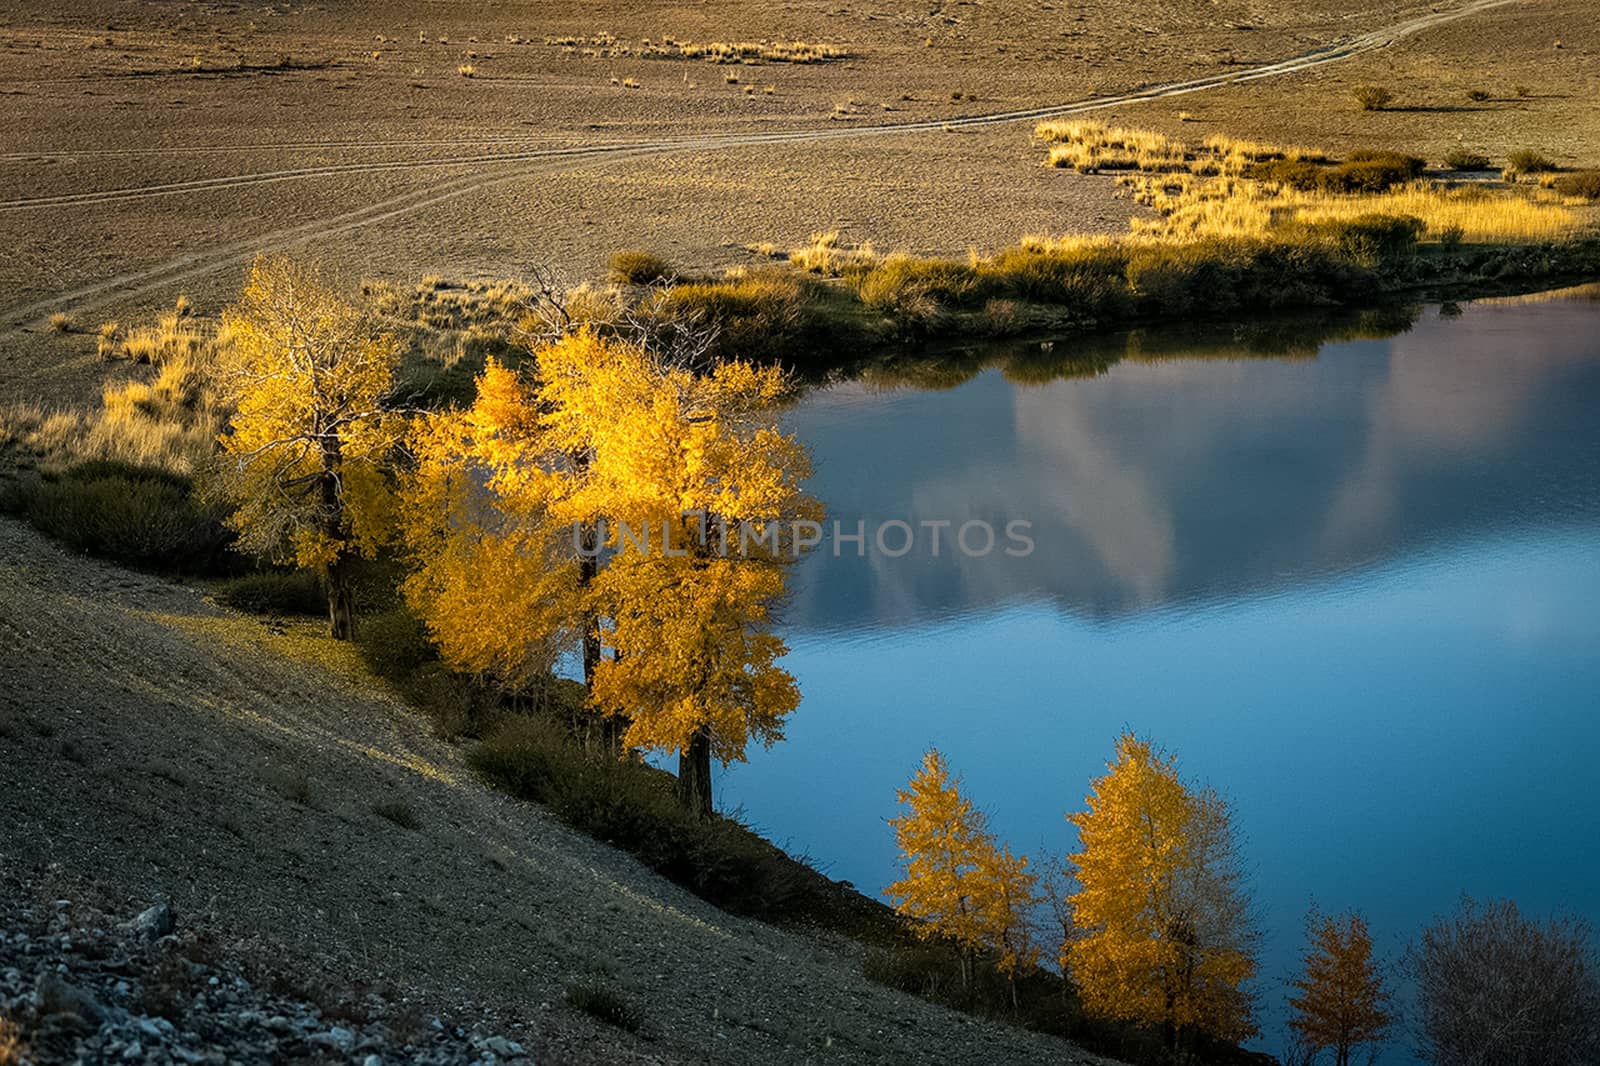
[0,879,533,1065]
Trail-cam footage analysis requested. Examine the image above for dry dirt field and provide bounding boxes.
[0,0,1595,400]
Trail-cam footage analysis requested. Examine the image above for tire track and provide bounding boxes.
[3,0,1518,324]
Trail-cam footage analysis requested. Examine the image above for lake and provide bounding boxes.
[721,286,1600,1061]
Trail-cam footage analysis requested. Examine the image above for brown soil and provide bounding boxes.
[2,0,1594,407]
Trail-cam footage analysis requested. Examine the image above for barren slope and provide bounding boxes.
[0,518,1118,1066]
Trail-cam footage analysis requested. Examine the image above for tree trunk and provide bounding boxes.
[317,433,353,640]
[676,727,713,816]
[326,554,355,641]
[579,526,600,688]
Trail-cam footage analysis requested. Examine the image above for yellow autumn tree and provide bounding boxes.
[887,748,1041,993]
[398,329,818,811]
[1066,732,1260,1049]
[400,360,585,693]
[887,748,993,987]
[577,345,820,814]
[211,256,403,638]
[975,842,1042,1000]
[1288,908,1393,1066]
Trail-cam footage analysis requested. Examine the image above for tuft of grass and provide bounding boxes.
[457,63,475,77]
[372,800,420,830]
[564,981,642,1033]
[1505,149,1559,176]
[48,312,74,333]
[1444,148,1492,171]
[1353,84,1393,111]
[1465,88,1491,103]
[651,267,818,360]
[608,250,674,285]
[95,321,120,360]
[1552,170,1600,201]
[354,606,438,683]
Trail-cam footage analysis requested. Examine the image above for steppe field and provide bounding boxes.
[1,0,1596,404]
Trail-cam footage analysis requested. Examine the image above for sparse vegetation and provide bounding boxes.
[1,460,235,574]
[215,570,326,616]
[545,34,847,65]
[48,312,74,333]
[1553,170,1600,201]
[264,765,315,806]
[564,981,643,1033]
[608,249,674,285]
[1505,148,1559,176]
[1465,88,1491,103]
[372,800,420,830]
[456,63,475,77]
[1353,85,1393,111]
[1444,148,1492,171]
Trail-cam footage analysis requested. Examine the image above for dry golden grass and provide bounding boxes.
[546,34,847,64]
[89,351,227,474]
[1037,121,1332,176]
[1125,171,1578,244]
[788,230,877,274]
[1037,121,1583,245]
[117,302,224,365]
[0,402,88,472]
[49,312,74,332]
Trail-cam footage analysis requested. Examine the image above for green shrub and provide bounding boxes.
[216,570,325,616]
[563,981,642,1033]
[354,606,437,682]
[1506,149,1558,174]
[608,250,674,286]
[1444,149,1492,171]
[1244,159,1327,190]
[1124,240,1254,316]
[1552,170,1600,201]
[469,714,850,920]
[1289,213,1426,269]
[6,461,235,573]
[1247,153,1423,193]
[1353,85,1393,111]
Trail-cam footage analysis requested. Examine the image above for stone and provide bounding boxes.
[482,1036,525,1058]
[36,973,105,1025]
[128,903,176,941]
[309,1026,356,1053]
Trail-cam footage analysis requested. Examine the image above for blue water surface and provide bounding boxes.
[719,288,1600,1061]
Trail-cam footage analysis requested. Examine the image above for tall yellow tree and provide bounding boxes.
[886,749,1041,993]
[574,346,819,814]
[400,360,585,693]
[211,256,403,638]
[887,748,994,987]
[1066,732,1260,1048]
[1288,908,1393,1066]
[399,329,819,811]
